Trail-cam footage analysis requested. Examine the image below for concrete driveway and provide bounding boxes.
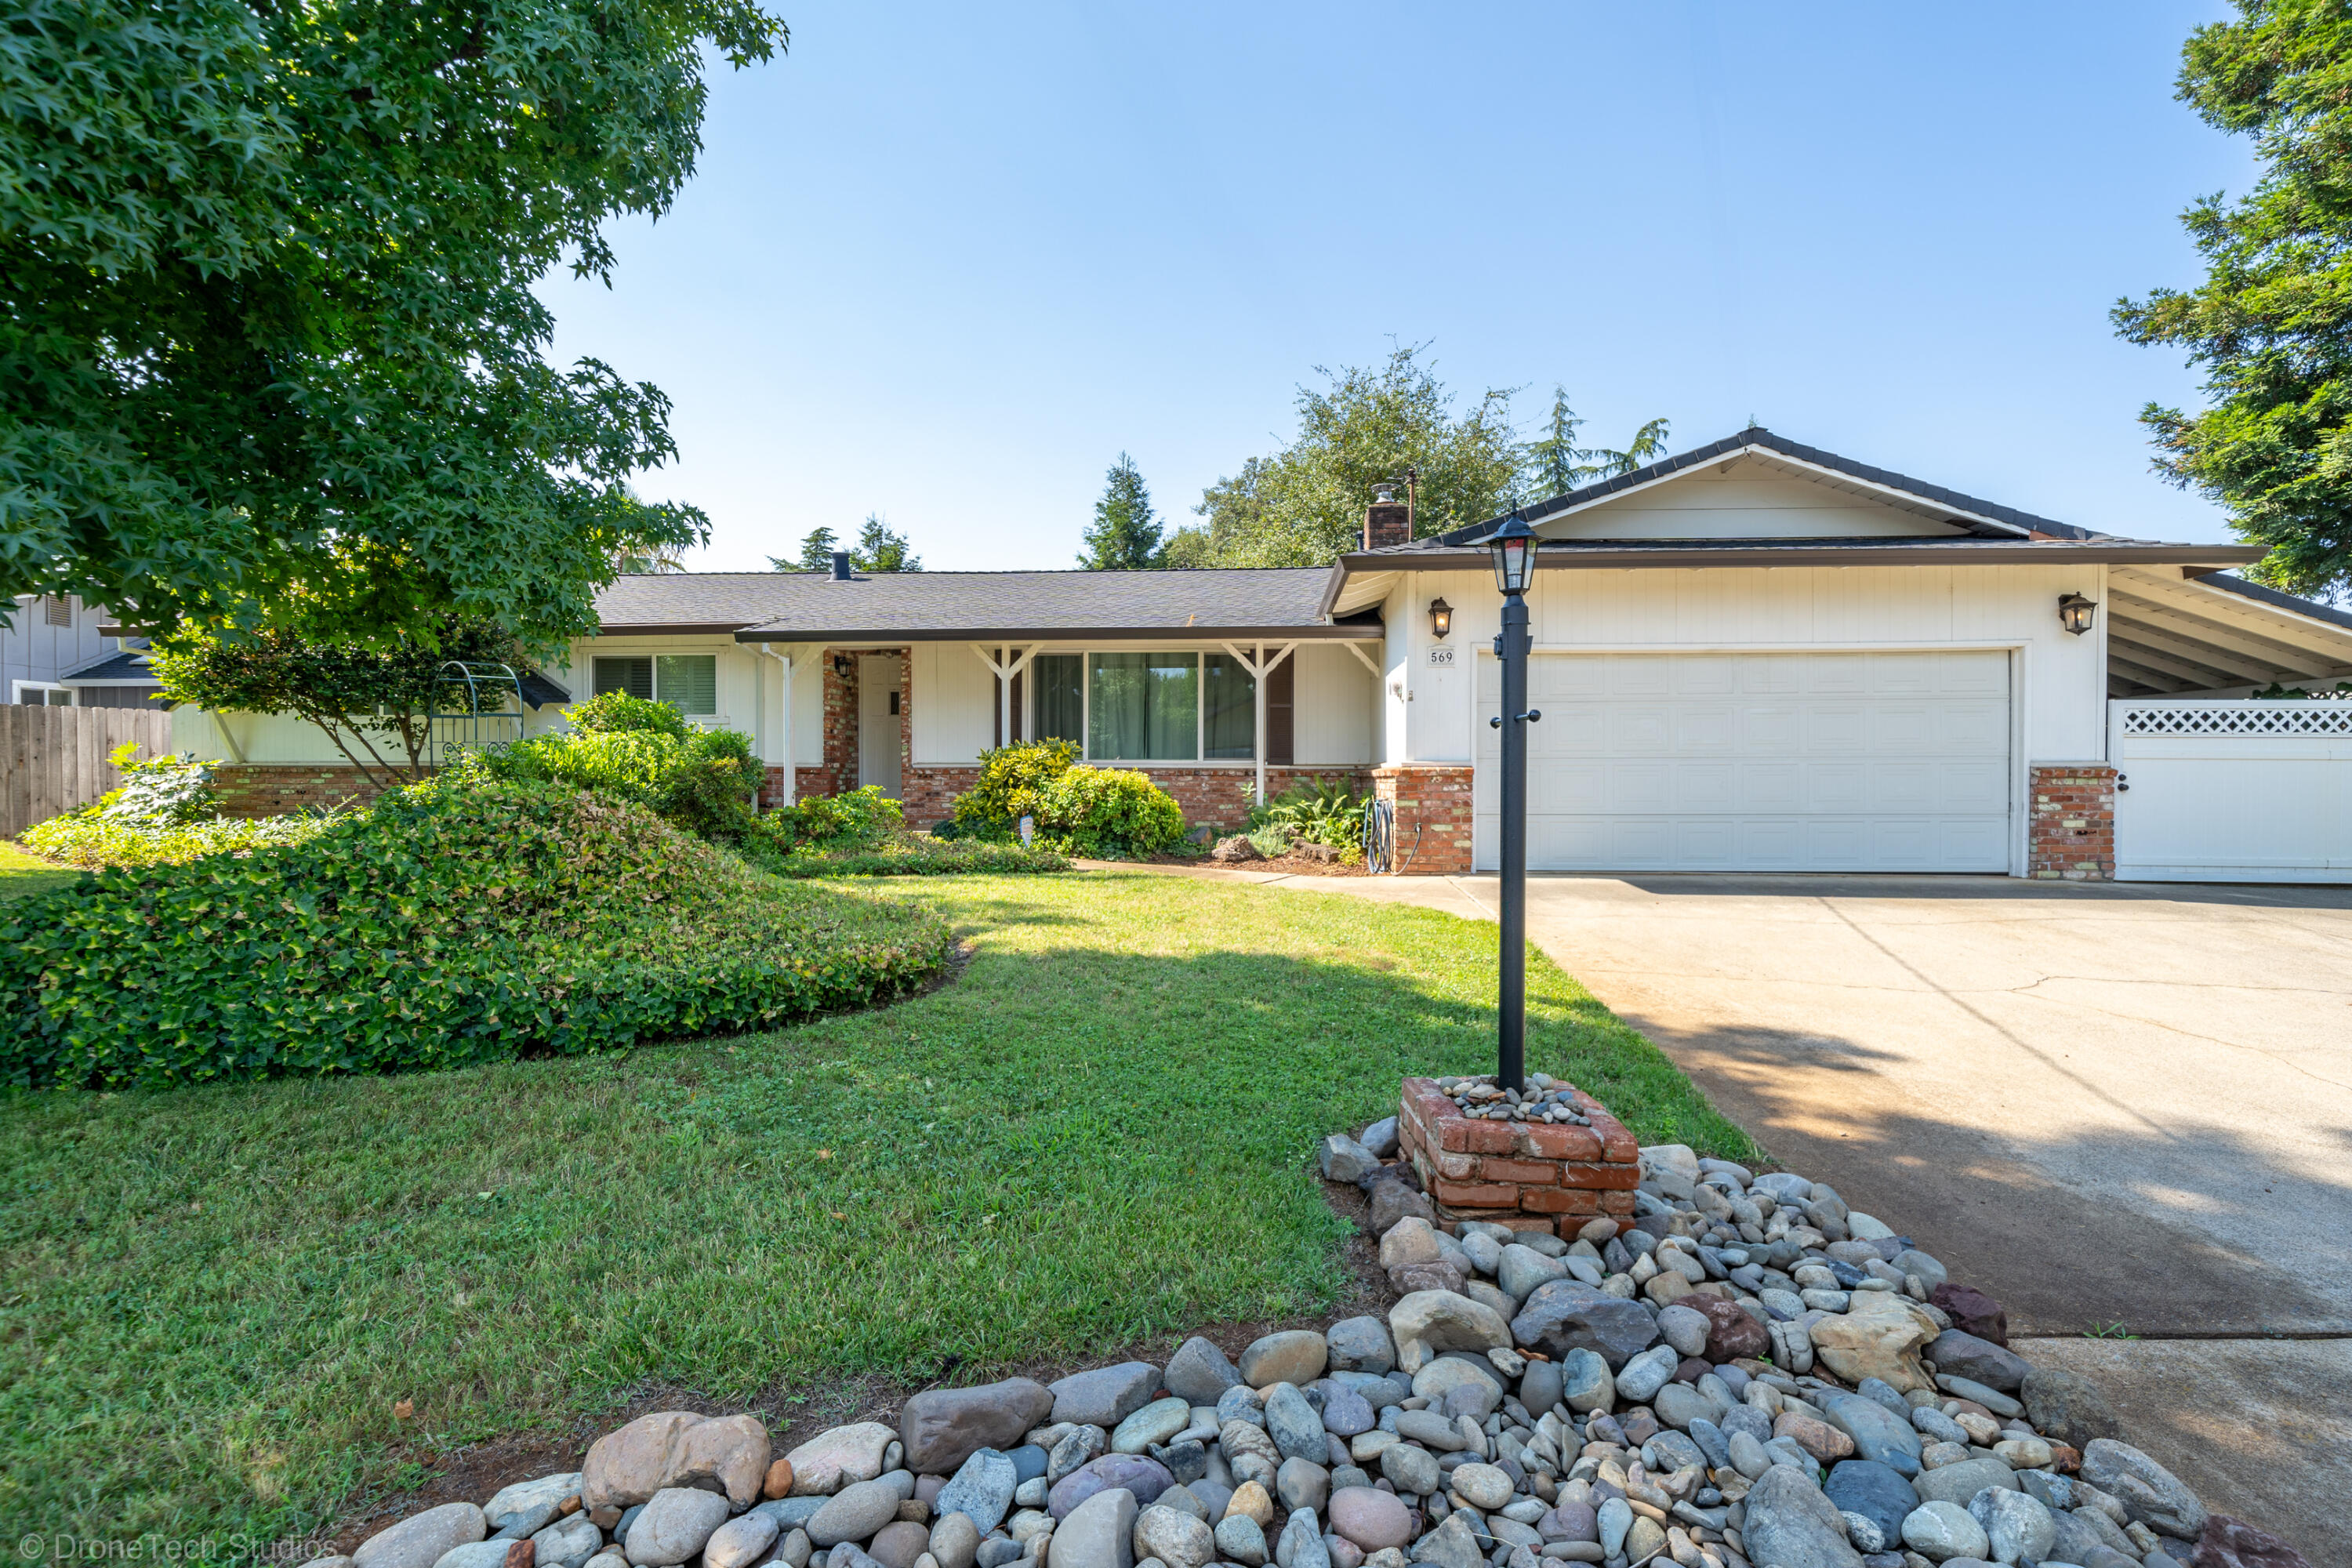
[1243,869,2352,1560]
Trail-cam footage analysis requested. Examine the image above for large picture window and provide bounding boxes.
[1203,653,1255,760]
[1033,654,1083,743]
[592,654,719,716]
[1089,652,1200,760]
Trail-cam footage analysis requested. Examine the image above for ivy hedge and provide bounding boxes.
[0,778,954,1088]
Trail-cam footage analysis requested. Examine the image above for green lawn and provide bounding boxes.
[0,870,1755,1544]
[0,842,80,901]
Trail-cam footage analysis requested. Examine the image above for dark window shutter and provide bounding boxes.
[1266,655,1294,765]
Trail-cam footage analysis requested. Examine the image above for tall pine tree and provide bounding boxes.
[770,526,837,572]
[2116,2,2352,598]
[1078,454,1163,568]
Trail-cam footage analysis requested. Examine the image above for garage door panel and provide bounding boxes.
[1477,649,2012,872]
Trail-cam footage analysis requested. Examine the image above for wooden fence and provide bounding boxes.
[0,705,177,840]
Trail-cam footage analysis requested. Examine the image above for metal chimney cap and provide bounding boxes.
[829,550,853,581]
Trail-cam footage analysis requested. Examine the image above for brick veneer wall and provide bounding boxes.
[213,764,399,817]
[2028,764,2116,880]
[1371,764,1475,874]
[804,650,912,802]
[1397,1076,1639,1235]
[904,766,981,827]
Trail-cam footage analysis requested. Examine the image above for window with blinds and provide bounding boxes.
[590,654,718,716]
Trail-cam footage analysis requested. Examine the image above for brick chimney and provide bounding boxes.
[1364,483,1411,551]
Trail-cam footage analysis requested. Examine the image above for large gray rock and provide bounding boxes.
[1131,1504,1216,1568]
[2020,1366,2121,1450]
[354,1504,486,1568]
[1909,1456,2019,1508]
[702,1514,781,1568]
[902,1380,1056,1475]
[1275,1507,1327,1568]
[626,1489,733,1567]
[1163,1338,1243,1404]
[1508,1280,1658,1369]
[1611,1345,1678,1405]
[1239,1331,1329,1388]
[1359,1117,1399,1158]
[486,1474,583,1538]
[1409,1355,1502,1416]
[1558,1348,1614,1414]
[1319,1135,1381,1184]
[1111,1398,1192,1455]
[1366,1182,1435,1236]
[1051,1364,1163,1428]
[1048,1486,1138,1568]
[527,1515,603,1568]
[784,1423,900,1497]
[1816,1391,1922,1478]
[1047,1454,1174,1519]
[1378,1441,1439,1497]
[1968,1486,2056,1565]
[1737,1464,1864,1568]
[1900,1500,1987,1562]
[2078,1439,2206,1540]
[1823,1460,1917,1545]
[1262,1383,1327,1463]
[1406,1515,1483,1568]
[937,1449,1021,1536]
[1388,1291,1511,1375]
[1926,1330,2029,1394]
[1324,1317,1395,1375]
[809,1478,909,1547]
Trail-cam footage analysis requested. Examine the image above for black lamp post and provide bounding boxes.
[1479,508,1539,1092]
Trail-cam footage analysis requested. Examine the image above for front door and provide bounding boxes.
[858,653,902,797]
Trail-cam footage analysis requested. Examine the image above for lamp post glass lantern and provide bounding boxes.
[1481,510,1540,1092]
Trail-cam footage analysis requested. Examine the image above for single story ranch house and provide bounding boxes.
[176,429,2352,883]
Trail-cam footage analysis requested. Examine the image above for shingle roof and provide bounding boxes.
[58,649,157,684]
[593,568,1378,641]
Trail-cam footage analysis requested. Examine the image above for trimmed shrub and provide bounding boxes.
[772,837,1072,878]
[946,740,1185,858]
[20,744,332,869]
[457,704,760,840]
[750,786,903,857]
[949,739,1081,832]
[1036,766,1186,858]
[0,777,953,1088]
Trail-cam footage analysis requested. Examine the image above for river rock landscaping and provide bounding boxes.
[314,1088,2309,1568]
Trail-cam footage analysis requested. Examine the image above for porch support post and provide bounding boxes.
[1220,640,1298,808]
[969,644,1038,748]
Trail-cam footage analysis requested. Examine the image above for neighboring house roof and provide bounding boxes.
[592,568,1381,642]
[57,649,158,686]
[1323,426,2266,616]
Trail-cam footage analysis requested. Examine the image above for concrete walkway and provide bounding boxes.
[1223,867,2352,1561]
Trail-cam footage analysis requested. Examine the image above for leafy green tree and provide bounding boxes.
[1185,345,1521,567]
[853,513,921,572]
[773,526,839,572]
[2114,1,2352,597]
[1,0,785,648]
[150,616,532,790]
[1078,453,1164,568]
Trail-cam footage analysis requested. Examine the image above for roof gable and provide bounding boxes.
[1541,451,1973,540]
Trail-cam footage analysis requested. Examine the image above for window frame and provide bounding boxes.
[1029,650,1261,765]
[589,651,722,719]
[12,681,73,706]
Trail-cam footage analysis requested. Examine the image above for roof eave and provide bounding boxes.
[729,622,1383,644]
[1331,543,2266,572]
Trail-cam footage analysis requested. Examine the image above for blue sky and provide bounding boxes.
[542,2,2252,572]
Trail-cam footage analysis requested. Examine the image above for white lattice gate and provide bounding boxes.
[2109,700,2352,883]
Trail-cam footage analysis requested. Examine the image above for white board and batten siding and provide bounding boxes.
[2111,701,2352,884]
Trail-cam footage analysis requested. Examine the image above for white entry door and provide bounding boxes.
[2111,701,2352,882]
[858,653,902,798]
[1475,650,2012,872]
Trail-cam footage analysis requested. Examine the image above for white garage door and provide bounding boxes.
[2111,702,2352,883]
[1475,651,2012,872]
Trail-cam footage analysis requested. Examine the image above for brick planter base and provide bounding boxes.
[1371,764,1473,874]
[1397,1076,1639,1235]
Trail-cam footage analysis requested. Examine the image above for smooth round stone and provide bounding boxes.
[928,1515,980,1568]
[1275,1457,1329,1514]
[630,1490,734,1566]
[1328,1490,1411,1555]
[1542,1502,1597,1544]
[1378,1443,1439,1497]
[1900,1501,1988,1562]
[1112,1399,1192,1455]
[1240,1331,1330,1388]
[1212,1516,1267,1568]
[1448,1464,1512,1512]
[1319,1388,1376,1438]
[1824,1460,1918,1544]
[867,1524,931,1568]
[1653,1305,1710,1360]
[1326,1319,1397,1377]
